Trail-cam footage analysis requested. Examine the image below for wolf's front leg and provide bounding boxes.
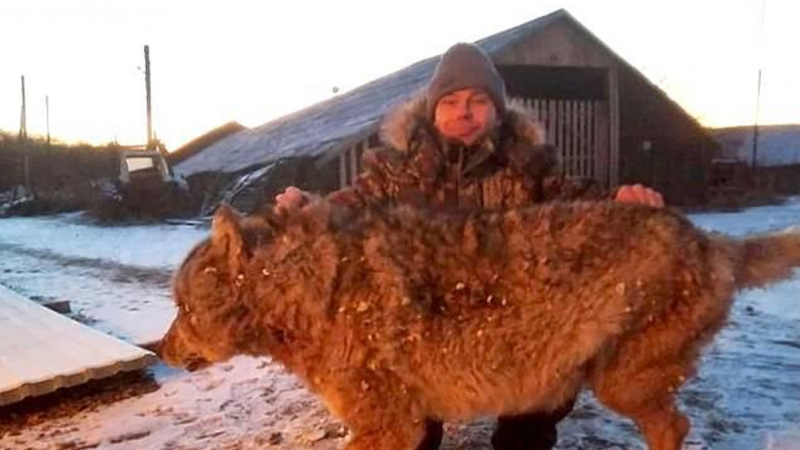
[336,373,431,450]
[344,418,430,450]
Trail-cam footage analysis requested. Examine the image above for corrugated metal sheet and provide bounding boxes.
[0,285,156,406]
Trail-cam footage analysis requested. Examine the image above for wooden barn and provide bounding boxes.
[174,9,718,212]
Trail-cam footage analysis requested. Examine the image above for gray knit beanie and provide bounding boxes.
[426,43,507,120]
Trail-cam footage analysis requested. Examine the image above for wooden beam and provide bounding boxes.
[339,151,347,189]
[595,101,610,187]
[608,67,620,187]
[349,144,359,185]
[43,300,71,314]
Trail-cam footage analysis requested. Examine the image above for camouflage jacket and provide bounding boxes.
[329,96,602,210]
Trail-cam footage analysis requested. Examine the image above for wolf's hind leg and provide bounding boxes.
[416,419,443,450]
[590,338,694,450]
[593,367,689,450]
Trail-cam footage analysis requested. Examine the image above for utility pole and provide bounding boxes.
[46,95,51,145]
[19,75,31,196]
[751,0,767,172]
[45,95,53,184]
[752,71,762,170]
[144,45,153,148]
[19,75,28,140]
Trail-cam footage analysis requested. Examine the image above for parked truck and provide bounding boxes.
[94,143,198,220]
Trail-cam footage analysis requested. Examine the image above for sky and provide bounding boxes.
[1,0,798,150]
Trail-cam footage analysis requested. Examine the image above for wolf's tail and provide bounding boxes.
[735,227,800,289]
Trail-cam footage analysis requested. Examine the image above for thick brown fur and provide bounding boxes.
[160,201,800,450]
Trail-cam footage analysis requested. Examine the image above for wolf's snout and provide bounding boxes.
[159,322,208,370]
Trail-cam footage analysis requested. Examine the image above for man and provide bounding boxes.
[276,43,662,450]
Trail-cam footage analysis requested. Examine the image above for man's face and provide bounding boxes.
[433,88,498,146]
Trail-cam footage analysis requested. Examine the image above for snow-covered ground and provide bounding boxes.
[1,201,799,450]
[0,214,207,345]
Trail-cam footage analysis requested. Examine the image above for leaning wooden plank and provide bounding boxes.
[0,285,157,407]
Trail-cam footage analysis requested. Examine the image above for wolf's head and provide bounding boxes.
[159,206,255,369]
[159,202,338,370]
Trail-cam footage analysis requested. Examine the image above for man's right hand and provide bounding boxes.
[274,186,309,212]
[614,184,664,207]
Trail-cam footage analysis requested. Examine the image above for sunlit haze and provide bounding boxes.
[1,0,798,149]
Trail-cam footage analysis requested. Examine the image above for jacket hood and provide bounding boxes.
[379,94,547,154]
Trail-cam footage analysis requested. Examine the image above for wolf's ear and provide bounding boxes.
[211,205,247,268]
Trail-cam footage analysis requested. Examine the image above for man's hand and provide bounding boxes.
[615,184,664,207]
[274,186,310,212]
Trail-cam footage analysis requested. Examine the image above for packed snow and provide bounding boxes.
[0,200,799,450]
[0,214,207,346]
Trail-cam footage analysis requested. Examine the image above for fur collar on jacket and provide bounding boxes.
[378,94,557,178]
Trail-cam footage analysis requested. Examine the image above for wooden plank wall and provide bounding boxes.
[337,99,614,188]
[517,98,609,185]
[339,140,369,188]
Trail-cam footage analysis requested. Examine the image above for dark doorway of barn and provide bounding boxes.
[499,65,610,187]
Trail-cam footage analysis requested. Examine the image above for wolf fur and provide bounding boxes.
[160,201,800,450]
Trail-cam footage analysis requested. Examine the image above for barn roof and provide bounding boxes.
[172,9,573,178]
[168,121,247,166]
[174,8,710,178]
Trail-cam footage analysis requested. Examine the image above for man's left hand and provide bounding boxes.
[615,184,664,207]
